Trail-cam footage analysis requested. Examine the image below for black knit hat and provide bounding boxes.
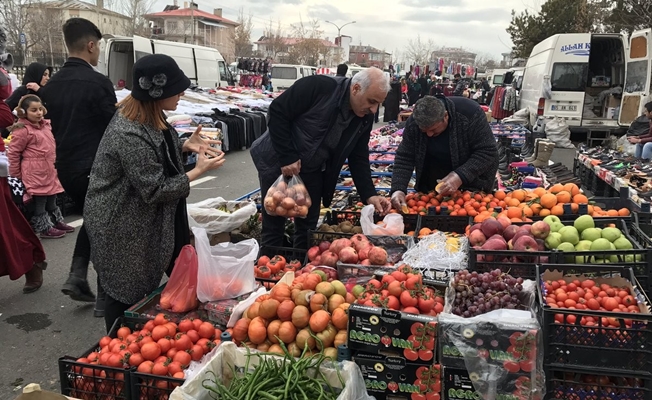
[132,54,191,102]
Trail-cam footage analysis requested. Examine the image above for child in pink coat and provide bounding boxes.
[7,94,75,238]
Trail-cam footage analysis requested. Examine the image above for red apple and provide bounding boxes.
[469,230,487,247]
[481,219,504,238]
[503,225,519,242]
[513,235,538,252]
[531,221,551,240]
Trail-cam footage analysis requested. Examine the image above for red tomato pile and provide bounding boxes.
[543,279,641,327]
[73,314,221,388]
[254,255,301,281]
[500,332,537,374]
[355,265,445,316]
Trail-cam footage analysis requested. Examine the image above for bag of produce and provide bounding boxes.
[263,174,312,218]
[187,197,257,235]
[360,204,404,235]
[159,245,200,313]
[170,342,373,400]
[193,227,258,302]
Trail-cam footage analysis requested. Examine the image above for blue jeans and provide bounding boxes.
[635,142,652,159]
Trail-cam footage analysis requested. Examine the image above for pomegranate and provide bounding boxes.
[338,247,358,264]
[320,251,339,268]
[368,247,388,265]
[307,246,321,262]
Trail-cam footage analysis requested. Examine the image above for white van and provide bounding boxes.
[487,69,508,87]
[348,66,367,77]
[520,30,652,132]
[98,35,234,90]
[271,64,317,90]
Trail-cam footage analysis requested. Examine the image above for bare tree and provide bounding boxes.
[474,52,499,71]
[232,7,253,58]
[0,0,36,61]
[405,35,435,66]
[259,19,286,60]
[288,18,327,66]
[27,2,66,63]
[118,0,155,36]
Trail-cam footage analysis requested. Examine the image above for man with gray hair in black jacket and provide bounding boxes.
[390,95,498,209]
[250,68,392,249]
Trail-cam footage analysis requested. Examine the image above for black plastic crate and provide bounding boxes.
[537,264,652,374]
[129,370,184,400]
[469,249,555,280]
[546,365,652,400]
[416,214,472,235]
[634,212,652,248]
[58,317,147,400]
[308,230,353,248]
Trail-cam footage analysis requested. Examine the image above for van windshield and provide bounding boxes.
[272,67,297,80]
[551,62,588,91]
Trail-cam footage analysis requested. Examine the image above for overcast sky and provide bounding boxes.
[151,0,543,61]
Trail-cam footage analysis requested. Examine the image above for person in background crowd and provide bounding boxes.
[480,77,491,103]
[250,68,392,249]
[7,95,75,239]
[5,63,52,111]
[336,64,348,77]
[628,102,652,159]
[400,78,408,101]
[390,95,498,208]
[39,18,117,316]
[453,73,466,96]
[408,75,421,106]
[84,54,225,331]
[0,27,14,136]
[0,139,48,293]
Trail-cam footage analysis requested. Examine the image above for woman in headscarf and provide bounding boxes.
[5,62,52,112]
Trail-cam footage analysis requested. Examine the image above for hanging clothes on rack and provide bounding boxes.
[490,87,513,120]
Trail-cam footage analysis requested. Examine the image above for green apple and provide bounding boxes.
[581,228,602,242]
[352,284,365,297]
[609,255,619,263]
[625,254,635,262]
[613,237,633,250]
[574,215,595,233]
[545,232,563,249]
[590,238,612,251]
[602,227,622,242]
[575,240,592,251]
[559,226,580,245]
[543,215,561,226]
[557,242,576,252]
[575,255,588,264]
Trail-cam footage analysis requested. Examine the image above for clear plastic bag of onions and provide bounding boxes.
[263,175,312,218]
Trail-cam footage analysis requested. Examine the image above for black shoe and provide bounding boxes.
[62,275,96,302]
[94,280,106,318]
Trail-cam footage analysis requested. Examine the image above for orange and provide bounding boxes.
[563,183,581,197]
[494,190,506,200]
[618,208,630,216]
[419,228,432,236]
[457,209,468,217]
[556,191,572,204]
[533,187,547,197]
[512,189,527,202]
[508,198,521,207]
[607,209,619,216]
[530,203,543,215]
[551,205,564,216]
[571,203,579,214]
[573,194,589,204]
[540,193,558,209]
[549,184,565,194]
[523,207,533,217]
[506,207,523,219]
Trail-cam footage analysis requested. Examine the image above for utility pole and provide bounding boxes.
[324,20,356,45]
[190,1,195,45]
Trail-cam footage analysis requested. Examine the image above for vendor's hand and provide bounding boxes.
[281,160,301,177]
[196,145,225,173]
[368,195,392,216]
[183,125,222,158]
[629,137,641,144]
[390,190,407,210]
[26,82,40,91]
[437,172,463,196]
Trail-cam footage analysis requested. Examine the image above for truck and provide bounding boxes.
[98,35,235,90]
[519,29,651,133]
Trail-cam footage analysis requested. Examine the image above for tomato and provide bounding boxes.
[128,352,144,367]
[173,350,192,368]
[151,325,169,341]
[152,362,168,376]
[390,270,407,282]
[425,393,440,400]
[410,393,426,400]
[198,322,215,339]
[141,342,162,361]
[411,322,425,336]
[387,281,403,297]
[381,274,396,285]
[386,295,400,310]
[168,361,183,375]
[503,361,520,373]
[154,313,168,326]
[99,336,112,348]
[257,255,271,267]
[413,379,427,392]
[404,349,419,361]
[400,291,418,308]
[190,344,204,361]
[178,319,193,333]
[137,360,154,374]
[192,318,202,331]
[418,296,435,314]
[418,349,433,361]
[519,360,534,372]
[603,297,619,311]
[367,279,382,290]
[158,338,172,354]
[405,276,420,290]
[175,334,193,350]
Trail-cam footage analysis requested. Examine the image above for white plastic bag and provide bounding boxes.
[360,205,404,236]
[545,116,575,149]
[170,342,373,400]
[187,197,257,235]
[193,227,258,302]
[617,134,637,155]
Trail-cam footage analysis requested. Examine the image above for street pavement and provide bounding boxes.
[0,149,259,399]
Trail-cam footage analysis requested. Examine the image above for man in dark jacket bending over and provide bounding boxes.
[390,95,498,209]
[251,68,392,249]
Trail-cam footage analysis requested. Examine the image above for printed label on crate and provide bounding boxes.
[355,353,441,400]
[443,367,541,400]
[348,304,437,364]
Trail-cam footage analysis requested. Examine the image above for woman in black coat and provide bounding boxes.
[5,63,52,112]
